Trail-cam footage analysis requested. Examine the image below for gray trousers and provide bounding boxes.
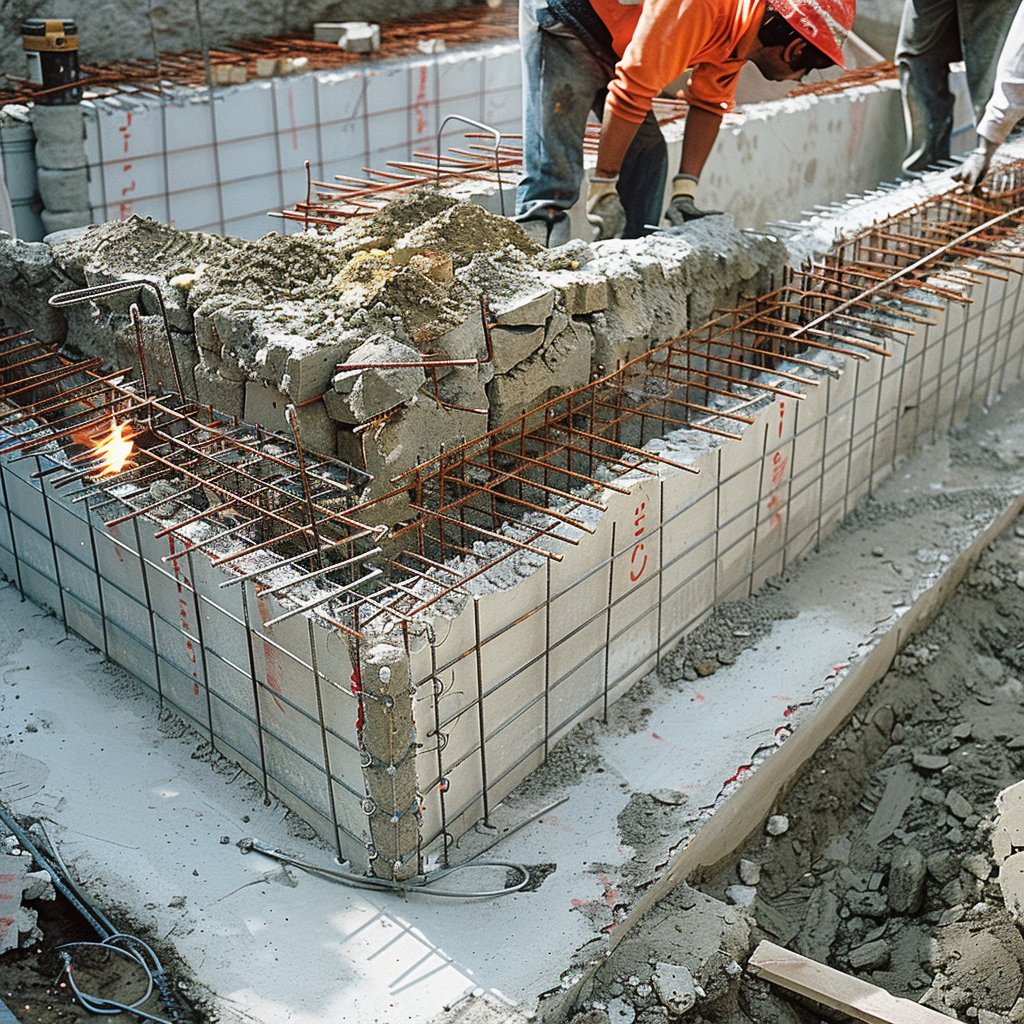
[896,0,1020,172]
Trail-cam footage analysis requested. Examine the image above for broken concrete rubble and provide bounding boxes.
[0,189,785,506]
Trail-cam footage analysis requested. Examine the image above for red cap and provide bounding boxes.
[770,0,855,68]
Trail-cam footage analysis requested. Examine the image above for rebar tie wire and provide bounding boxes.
[237,795,568,898]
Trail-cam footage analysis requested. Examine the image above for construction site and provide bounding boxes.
[3,1,1024,1023]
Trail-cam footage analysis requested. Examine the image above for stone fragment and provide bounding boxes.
[941,878,965,906]
[491,287,555,326]
[951,721,973,740]
[193,366,244,418]
[284,334,360,404]
[946,790,974,820]
[888,845,926,914]
[211,63,247,86]
[433,318,486,362]
[912,753,949,772]
[725,884,756,907]
[552,272,608,315]
[333,339,426,423]
[695,660,717,677]
[797,886,839,961]
[848,939,890,971]
[977,655,1006,685]
[651,962,696,1015]
[488,324,546,375]
[766,815,789,836]
[651,789,688,806]
[845,891,888,917]
[738,859,761,886]
[962,853,992,881]
[22,871,54,902]
[871,705,895,737]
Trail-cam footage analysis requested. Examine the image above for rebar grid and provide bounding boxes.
[344,169,1024,626]
[0,332,384,635]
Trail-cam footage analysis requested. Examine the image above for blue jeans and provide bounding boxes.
[896,0,1017,172]
[515,0,668,239]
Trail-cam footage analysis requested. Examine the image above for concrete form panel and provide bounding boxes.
[168,184,224,237]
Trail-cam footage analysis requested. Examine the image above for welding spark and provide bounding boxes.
[90,415,135,477]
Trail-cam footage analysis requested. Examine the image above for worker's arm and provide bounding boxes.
[664,104,725,224]
[595,107,641,179]
[678,104,723,178]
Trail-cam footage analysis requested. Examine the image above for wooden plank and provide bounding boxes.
[747,941,953,1024]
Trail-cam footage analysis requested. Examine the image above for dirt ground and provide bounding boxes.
[0,877,208,1024]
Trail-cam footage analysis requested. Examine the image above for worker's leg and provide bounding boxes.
[956,0,1018,127]
[617,110,668,238]
[895,0,960,172]
[516,0,606,245]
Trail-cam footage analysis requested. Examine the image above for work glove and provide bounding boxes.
[586,176,626,240]
[664,175,722,226]
[951,147,992,193]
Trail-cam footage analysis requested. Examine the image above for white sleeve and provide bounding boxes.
[977,1,1024,147]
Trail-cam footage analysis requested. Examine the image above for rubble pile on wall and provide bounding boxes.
[0,193,786,515]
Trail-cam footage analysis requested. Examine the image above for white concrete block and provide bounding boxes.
[436,51,486,119]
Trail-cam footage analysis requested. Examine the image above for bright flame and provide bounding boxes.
[90,415,135,477]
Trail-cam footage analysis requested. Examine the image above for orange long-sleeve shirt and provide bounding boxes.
[592,0,766,123]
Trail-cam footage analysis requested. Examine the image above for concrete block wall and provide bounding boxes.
[5,59,950,247]
[2,175,1022,873]
[404,247,1024,867]
[0,1,480,79]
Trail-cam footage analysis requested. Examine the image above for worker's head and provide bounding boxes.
[753,0,854,80]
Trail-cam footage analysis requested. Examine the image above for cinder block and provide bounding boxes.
[37,167,89,213]
[487,318,592,428]
[488,323,545,375]
[210,64,248,87]
[244,379,290,432]
[491,287,555,327]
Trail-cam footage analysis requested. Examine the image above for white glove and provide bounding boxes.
[586,176,626,240]
[952,142,996,193]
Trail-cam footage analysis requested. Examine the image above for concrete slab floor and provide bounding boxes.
[3,382,1024,1023]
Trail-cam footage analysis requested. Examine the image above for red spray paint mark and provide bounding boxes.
[629,501,648,582]
[255,593,287,714]
[723,764,751,787]
[651,732,664,741]
[414,65,429,136]
[351,663,364,733]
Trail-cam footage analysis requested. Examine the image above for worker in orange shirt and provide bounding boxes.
[515,0,855,245]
